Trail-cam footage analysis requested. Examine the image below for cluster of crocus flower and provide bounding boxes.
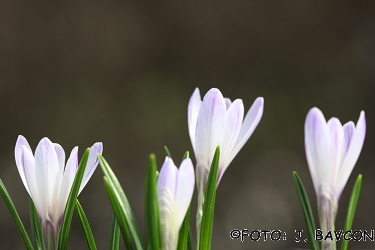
[15,135,103,249]
[8,87,367,250]
[304,107,366,250]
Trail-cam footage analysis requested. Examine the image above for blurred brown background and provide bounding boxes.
[1,1,375,249]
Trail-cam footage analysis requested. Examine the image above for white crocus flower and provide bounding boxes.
[304,107,366,250]
[188,87,263,246]
[14,135,103,250]
[157,157,194,250]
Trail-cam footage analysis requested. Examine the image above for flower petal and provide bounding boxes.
[174,158,195,228]
[15,135,32,194]
[53,143,65,174]
[79,142,103,194]
[336,111,366,197]
[157,157,178,195]
[327,118,345,185]
[195,88,226,168]
[219,99,244,180]
[21,145,40,213]
[227,97,264,167]
[52,143,65,204]
[34,138,60,211]
[188,88,202,155]
[224,98,232,109]
[57,146,78,218]
[304,107,332,194]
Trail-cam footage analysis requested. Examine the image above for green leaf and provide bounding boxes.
[177,203,192,250]
[164,146,172,158]
[292,171,320,250]
[199,146,220,250]
[75,199,97,250]
[341,174,362,250]
[187,226,193,250]
[109,215,120,250]
[29,198,44,250]
[182,151,189,162]
[58,148,90,250]
[98,155,143,250]
[0,179,34,250]
[103,177,133,250]
[145,154,162,250]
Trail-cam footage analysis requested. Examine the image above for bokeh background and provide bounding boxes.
[1,1,375,249]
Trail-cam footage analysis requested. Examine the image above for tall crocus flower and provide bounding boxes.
[157,157,194,250]
[188,87,264,244]
[305,107,366,250]
[14,135,103,250]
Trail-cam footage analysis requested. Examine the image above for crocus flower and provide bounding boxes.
[157,157,194,250]
[14,135,103,250]
[304,107,365,249]
[188,87,263,245]
[188,87,264,187]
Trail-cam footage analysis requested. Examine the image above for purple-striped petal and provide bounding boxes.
[195,88,226,168]
[157,157,178,195]
[52,143,65,204]
[304,107,331,194]
[188,88,202,155]
[327,118,344,186]
[174,158,194,228]
[219,99,244,179]
[21,145,39,212]
[15,135,32,194]
[224,98,232,109]
[34,138,60,211]
[57,146,78,217]
[336,111,366,196]
[79,142,103,194]
[227,97,264,167]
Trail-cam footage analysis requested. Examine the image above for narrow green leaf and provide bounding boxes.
[103,177,133,250]
[187,226,193,250]
[341,174,362,250]
[145,154,162,250]
[109,215,120,250]
[98,155,143,250]
[164,146,172,158]
[199,146,220,250]
[29,198,44,250]
[75,199,97,250]
[0,179,34,250]
[177,203,192,250]
[58,148,90,250]
[292,171,320,250]
[182,151,189,162]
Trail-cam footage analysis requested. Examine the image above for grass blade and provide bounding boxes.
[75,199,97,250]
[182,151,189,162]
[103,177,133,250]
[293,171,320,250]
[0,179,34,250]
[58,148,90,250]
[109,215,120,250]
[98,155,143,250]
[29,198,44,250]
[164,146,172,158]
[341,174,362,250]
[187,226,193,250]
[145,154,162,250]
[199,146,220,250]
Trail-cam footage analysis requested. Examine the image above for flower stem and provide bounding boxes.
[318,187,338,250]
